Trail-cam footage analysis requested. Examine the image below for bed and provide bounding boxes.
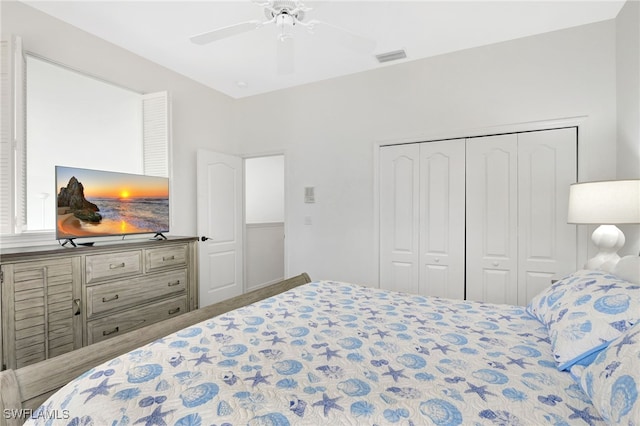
[3,261,640,425]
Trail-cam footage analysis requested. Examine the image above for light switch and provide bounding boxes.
[304,187,315,203]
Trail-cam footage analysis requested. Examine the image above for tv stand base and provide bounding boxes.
[60,239,95,247]
[61,239,76,247]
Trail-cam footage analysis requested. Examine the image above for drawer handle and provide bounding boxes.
[103,326,119,336]
[162,255,175,261]
[168,280,181,287]
[168,307,181,315]
[109,262,126,269]
[102,294,120,303]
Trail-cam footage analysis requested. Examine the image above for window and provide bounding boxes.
[0,37,169,241]
[26,55,144,230]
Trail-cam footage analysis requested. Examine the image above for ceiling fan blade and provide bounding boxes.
[190,20,262,45]
[277,36,294,75]
[306,20,377,54]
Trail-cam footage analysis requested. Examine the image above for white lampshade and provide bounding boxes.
[568,179,640,224]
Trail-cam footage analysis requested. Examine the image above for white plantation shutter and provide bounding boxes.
[0,39,13,234]
[15,38,26,233]
[0,36,26,235]
[142,91,170,178]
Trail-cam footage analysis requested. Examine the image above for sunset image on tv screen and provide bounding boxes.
[56,166,169,239]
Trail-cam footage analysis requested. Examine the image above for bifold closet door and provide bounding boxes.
[466,134,519,305]
[379,144,420,294]
[517,128,577,304]
[419,140,465,299]
[466,128,578,305]
[379,141,465,297]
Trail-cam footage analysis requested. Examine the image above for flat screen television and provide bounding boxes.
[55,166,169,243]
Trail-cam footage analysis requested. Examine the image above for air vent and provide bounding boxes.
[376,49,407,63]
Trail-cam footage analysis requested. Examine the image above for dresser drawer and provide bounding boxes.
[146,244,188,272]
[86,250,142,283]
[86,269,187,318]
[86,296,186,344]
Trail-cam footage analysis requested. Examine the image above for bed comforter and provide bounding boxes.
[26,281,602,425]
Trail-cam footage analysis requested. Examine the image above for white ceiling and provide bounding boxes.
[23,1,625,99]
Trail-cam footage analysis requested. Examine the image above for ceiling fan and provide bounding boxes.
[189,0,377,74]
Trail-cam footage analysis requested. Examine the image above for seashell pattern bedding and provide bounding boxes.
[25,281,604,425]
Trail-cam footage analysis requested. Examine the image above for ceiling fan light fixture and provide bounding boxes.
[276,13,295,41]
[276,13,295,28]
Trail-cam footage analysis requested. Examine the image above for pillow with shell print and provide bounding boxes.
[526,269,640,370]
[572,322,640,425]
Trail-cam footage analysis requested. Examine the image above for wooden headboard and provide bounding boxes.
[0,273,311,426]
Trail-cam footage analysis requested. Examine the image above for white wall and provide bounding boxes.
[245,155,285,291]
[245,223,285,291]
[235,21,618,284]
[245,155,284,224]
[616,0,640,256]
[1,1,236,237]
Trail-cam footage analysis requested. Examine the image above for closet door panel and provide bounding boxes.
[466,134,518,304]
[380,144,420,293]
[419,140,465,299]
[517,128,577,305]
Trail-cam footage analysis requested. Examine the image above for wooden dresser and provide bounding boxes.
[0,236,198,370]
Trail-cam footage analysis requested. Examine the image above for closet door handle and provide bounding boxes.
[492,261,499,267]
[73,299,81,316]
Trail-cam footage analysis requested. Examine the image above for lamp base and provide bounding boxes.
[584,224,626,272]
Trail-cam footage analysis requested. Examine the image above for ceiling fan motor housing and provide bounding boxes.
[266,1,306,23]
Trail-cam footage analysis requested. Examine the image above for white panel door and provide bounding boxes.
[466,134,519,304]
[517,128,577,304]
[379,144,420,294]
[197,149,243,308]
[419,140,466,299]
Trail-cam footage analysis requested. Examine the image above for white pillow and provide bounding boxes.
[527,270,640,370]
[576,322,640,424]
[613,255,640,286]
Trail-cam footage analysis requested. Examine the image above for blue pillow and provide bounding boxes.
[527,270,640,370]
[572,322,640,424]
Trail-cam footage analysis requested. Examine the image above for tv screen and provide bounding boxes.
[55,166,169,240]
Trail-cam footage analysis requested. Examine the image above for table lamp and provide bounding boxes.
[568,179,640,271]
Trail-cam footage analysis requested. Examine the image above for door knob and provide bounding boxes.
[492,261,499,267]
[200,236,211,242]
